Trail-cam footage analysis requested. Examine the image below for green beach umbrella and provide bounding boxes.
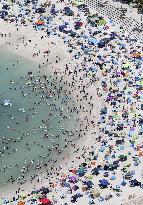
[87,175,93,180]
[122,63,130,70]
[98,19,107,26]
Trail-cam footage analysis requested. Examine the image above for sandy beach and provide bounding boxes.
[0,0,143,204]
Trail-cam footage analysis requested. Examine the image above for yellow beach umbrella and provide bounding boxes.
[92,187,100,198]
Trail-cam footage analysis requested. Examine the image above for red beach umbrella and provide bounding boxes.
[39,198,52,204]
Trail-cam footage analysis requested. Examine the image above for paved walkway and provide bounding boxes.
[84,0,143,43]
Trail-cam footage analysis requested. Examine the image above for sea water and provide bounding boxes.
[0,47,80,189]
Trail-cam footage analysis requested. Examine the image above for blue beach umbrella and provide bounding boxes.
[99,179,110,186]
[111,175,116,180]
[88,38,98,45]
[121,179,127,186]
[135,76,141,81]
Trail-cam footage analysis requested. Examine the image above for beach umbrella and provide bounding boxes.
[81,162,88,167]
[86,174,93,180]
[39,198,52,205]
[30,195,38,202]
[17,201,25,205]
[98,196,104,202]
[129,179,141,187]
[119,155,127,161]
[121,179,127,186]
[83,180,94,188]
[69,175,78,183]
[92,187,100,198]
[77,167,86,176]
[40,187,50,194]
[131,52,141,58]
[114,185,121,192]
[19,193,26,200]
[69,168,77,174]
[111,175,116,180]
[122,63,130,70]
[135,76,141,81]
[35,20,44,25]
[125,172,133,180]
[98,19,107,25]
[72,185,79,191]
[99,179,110,186]
[88,38,98,45]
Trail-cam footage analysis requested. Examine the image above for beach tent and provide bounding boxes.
[88,14,99,21]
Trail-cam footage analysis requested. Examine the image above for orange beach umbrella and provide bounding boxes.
[131,52,141,58]
[17,201,25,205]
[35,20,44,25]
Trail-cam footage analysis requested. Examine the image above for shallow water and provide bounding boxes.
[0,47,80,188]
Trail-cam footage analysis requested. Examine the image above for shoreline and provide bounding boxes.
[0,20,103,199]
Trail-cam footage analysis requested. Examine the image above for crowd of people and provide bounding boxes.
[0,0,143,204]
